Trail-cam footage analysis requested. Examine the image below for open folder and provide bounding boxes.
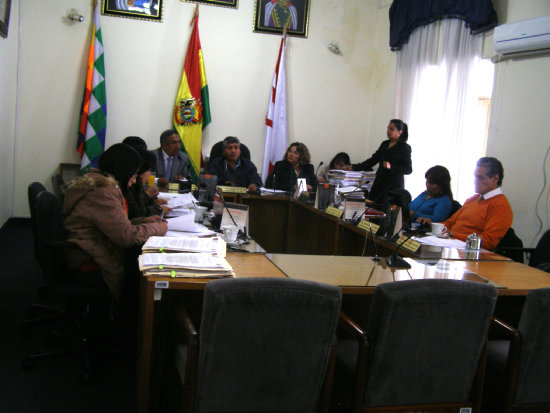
[139,252,234,278]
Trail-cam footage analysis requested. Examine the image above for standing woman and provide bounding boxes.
[63,143,167,299]
[352,119,412,202]
[266,142,318,192]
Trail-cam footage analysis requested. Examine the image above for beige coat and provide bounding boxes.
[63,172,165,296]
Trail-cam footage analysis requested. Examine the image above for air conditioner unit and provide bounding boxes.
[494,15,550,57]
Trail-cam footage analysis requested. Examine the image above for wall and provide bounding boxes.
[487,0,550,246]
[0,0,18,224]
[9,0,395,218]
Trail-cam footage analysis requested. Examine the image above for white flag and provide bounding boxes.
[262,37,288,183]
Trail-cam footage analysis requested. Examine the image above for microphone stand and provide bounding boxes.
[386,232,413,269]
[215,188,249,242]
[369,222,380,262]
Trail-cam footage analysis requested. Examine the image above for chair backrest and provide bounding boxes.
[28,182,47,260]
[449,199,462,218]
[194,277,342,413]
[496,227,524,263]
[209,141,251,162]
[513,287,550,404]
[362,279,497,408]
[529,229,550,269]
[34,191,66,285]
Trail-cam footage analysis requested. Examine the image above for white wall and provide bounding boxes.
[0,0,18,224]
[10,0,395,218]
[487,0,550,247]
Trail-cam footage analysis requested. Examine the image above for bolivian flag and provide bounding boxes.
[173,12,211,181]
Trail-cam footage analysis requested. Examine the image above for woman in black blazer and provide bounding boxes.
[266,142,318,192]
[352,119,412,203]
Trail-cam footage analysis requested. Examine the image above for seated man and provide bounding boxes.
[207,136,262,192]
[442,157,513,250]
[153,129,190,185]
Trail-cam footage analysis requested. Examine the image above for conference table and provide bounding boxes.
[136,194,550,413]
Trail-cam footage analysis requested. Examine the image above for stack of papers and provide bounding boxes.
[139,252,234,278]
[142,235,226,257]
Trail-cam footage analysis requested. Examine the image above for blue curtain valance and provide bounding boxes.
[389,0,498,51]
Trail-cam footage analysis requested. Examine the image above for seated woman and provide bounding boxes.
[409,165,453,225]
[126,148,171,219]
[317,152,351,183]
[265,142,318,192]
[63,143,167,299]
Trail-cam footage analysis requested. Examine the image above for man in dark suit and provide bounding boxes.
[208,136,262,192]
[153,129,190,185]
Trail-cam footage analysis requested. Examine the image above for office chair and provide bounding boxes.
[208,140,251,162]
[23,182,65,335]
[169,277,342,413]
[483,287,550,412]
[449,199,462,218]
[336,279,497,412]
[495,227,525,263]
[22,191,112,383]
[495,229,550,270]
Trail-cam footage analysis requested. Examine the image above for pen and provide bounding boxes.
[159,210,165,222]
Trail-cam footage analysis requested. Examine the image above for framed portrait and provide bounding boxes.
[180,0,238,9]
[102,0,164,22]
[253,0,310,38]
[0,0,12,38]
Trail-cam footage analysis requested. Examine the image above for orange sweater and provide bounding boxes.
[443,193,513,250]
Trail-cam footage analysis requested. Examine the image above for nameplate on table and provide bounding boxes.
[358,220,380,234]
[218,186,247,194]
[168,183,179,192]
[325,206,343,218]
[395,235,422,253]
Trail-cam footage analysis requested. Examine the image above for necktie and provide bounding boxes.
[166,157,173,182]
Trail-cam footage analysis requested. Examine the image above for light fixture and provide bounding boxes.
[67,9,84,23]
[328,42,342,55]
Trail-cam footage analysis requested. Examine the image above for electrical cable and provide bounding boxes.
[532,144,550,245]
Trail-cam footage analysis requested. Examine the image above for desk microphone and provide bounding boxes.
[315,161,324,177]
[386,233,413,269]
[352,206,371,226]
[369,222,380,262]
[215,188,248,241]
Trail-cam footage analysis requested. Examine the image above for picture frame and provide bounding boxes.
[253,0,310,38]
[0,0,12,38]
[102,0,164,22]
[180,0,238,9]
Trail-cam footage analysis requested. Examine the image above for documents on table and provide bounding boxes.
[139,252,234,278]
[259,187,287,195]
[414,235,466,248]
[142,235,226,257]
[158,192,198,209]
[167,213,205,232]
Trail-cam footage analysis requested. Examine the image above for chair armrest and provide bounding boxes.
[494,247,535,254]
[537,263,550,272]
[338,312,367,341]
[490,317,521,411]
[174,304,199,413]
[339,312,369,413]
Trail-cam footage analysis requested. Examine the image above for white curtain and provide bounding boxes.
[395,19,494,203]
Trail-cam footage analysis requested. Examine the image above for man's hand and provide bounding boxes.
[247,184,258,192]
[174,175,184,181]
[158,177,169,186]
[416,217,432,225]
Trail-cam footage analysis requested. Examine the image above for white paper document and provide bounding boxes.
[413,235,466,248]
[166,213,206,233]
[142,235,226,257]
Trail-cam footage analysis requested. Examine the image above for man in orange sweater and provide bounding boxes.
[443,157,513,250]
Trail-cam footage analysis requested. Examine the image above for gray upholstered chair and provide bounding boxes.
[483,287,550,412]
[337,279,497,413]
[171,277,342,413]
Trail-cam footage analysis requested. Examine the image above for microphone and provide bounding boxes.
[315,161,324,177]
[386,233,413,269]
[369,222,380,262]
[215,188,248,242]
[352,206,371,225]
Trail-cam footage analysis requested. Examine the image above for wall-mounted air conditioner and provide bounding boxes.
[494,15,550,58]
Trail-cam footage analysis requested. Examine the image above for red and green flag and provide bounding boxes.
[77,2,107,173]
[173,10,211,181]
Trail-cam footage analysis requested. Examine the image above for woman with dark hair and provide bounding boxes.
[265,142,318,192]
[63,143,167,298]
[352,119,412,202]
[125,147,170,219]
[409,165,453,224]
[317,152,351,183]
